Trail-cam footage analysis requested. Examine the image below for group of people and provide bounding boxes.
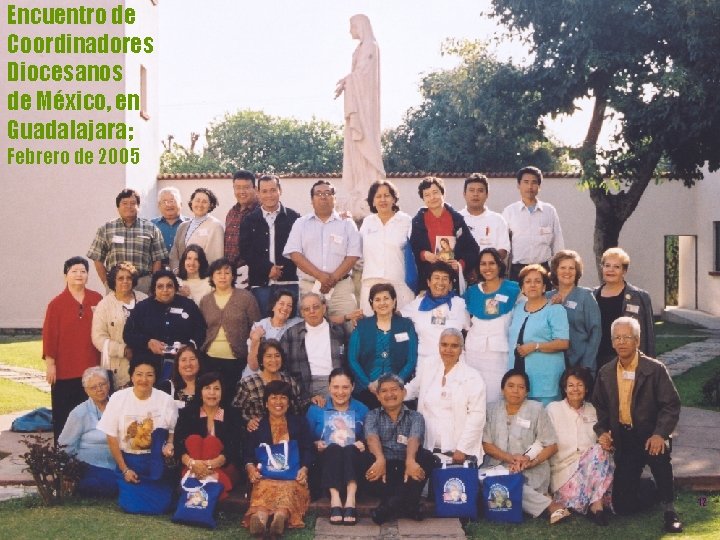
[42,166,682,535]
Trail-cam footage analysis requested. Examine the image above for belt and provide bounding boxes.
[302,274,351,282]
[620,423,633,430]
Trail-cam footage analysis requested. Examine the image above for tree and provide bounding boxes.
[488,0,720,272]
[160,110,343,174]
[383,40,563,173]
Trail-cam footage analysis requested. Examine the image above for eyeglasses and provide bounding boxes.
[612,335,636,343]
[86,382,109,391]
[78,304,84,319]
[313,191,335,198]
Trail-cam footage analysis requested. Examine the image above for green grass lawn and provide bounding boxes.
[465,490,720,539]
[654,321,708,356]
[0,336,44,372]
[0,378,50,415]
[0,497,316,539]
[672,355,720,411]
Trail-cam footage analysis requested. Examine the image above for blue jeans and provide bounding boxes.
[250,284,299,318]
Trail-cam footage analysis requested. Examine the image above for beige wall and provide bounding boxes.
[0,1,159,328]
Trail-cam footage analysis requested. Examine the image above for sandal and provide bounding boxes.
[343,507,357,526]
[550,508,571,525]
[330,506,344,524]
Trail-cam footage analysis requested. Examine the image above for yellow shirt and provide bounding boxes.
[616,351,639,426]
[206,292,234,359]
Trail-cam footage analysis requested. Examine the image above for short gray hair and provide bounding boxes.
[440,327,464,348]
[377,372,405,391]
[157,186,181,205]
[82,367,109,387]
[611,316,641,340]
[300,291,326,305]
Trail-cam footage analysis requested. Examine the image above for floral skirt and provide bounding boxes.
[553,444,614,513]
[243,479,310,529]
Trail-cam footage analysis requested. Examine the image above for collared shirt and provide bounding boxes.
[459,207,510,253]
[283,211,362,279]
[224,200,258,267]
[502,199,564,264]
[359,211,412,283]
[231,372,304,423]
[87,217,168,275]
[151,214,188,254]
[617,351,639,426]
[365,405,425,461]
[263,206,281,266]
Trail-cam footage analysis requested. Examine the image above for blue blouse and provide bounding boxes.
[57,398,116,470]
[546,287,601,373]
[507,302,569,399]
[464,279,520,319]
[306,398,370,441]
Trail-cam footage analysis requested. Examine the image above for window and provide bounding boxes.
[140,65,149,120]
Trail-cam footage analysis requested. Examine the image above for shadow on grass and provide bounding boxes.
[465,491,720,539]
[0,496,316,539]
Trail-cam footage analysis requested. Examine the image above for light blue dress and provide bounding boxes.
[546,287,601,374]
[507,302,569,404]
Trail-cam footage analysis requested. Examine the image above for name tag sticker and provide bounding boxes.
[495,294,509,303]
[516,417,531,429]
[540,226,552,234]
[169,307,184,315]
[112,235,124,244]
[397,434,408,445]
[626,304,640,314]
[196,229,209,237]
[622,371,636,381]
[330,233,344,244]
[394,332,409,342]
[565,300,577,309]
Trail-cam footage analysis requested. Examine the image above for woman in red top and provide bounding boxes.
[409,177,479,293]
[43,256,103,442]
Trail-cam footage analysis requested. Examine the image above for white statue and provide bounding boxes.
[335,14,386,217]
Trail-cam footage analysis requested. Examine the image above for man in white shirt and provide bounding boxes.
[502,166,564,281]
[283,180,362,321]
[280,293,348,401]
[459,173,510,264]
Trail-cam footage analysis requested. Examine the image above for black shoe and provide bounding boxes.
[371,504,391,525]
[405,506,424,522]
[663,511,683,533]
[588,509,609,527]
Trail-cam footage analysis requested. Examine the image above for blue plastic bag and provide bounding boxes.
[11,407,53,432]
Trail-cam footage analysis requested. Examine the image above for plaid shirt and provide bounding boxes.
[87,218,168,275]
[365,406,425,461]
[231,372,305,423]
[280,320,348,401]
[224,201,258,267]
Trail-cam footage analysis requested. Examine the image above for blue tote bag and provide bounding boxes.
[432,461,479,519]
[482,472,524,523]
[172,472,224,529]
[254,440,300,481]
